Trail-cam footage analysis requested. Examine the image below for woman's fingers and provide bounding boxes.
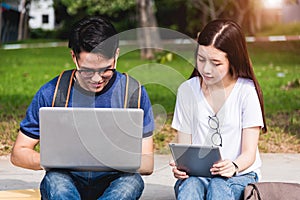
[171,164,189,179]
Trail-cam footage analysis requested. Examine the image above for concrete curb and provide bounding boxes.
[1,153,300,199]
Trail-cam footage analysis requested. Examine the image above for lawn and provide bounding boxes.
[0,41,299,154]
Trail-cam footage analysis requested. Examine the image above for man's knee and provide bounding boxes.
[99,173,144,200]
[120,173,144,192]
[40,170,79,199]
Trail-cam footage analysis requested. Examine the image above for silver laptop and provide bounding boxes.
[39,107,144,172]
[169,143,221,177]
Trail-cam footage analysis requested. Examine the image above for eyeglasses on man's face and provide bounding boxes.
[208,115,222,147]
[75,57,115,79]
[77,67,116,79]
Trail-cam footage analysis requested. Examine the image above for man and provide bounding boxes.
[11,16,155,199]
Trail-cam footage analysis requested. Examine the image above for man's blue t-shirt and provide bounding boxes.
[20,71,155,139]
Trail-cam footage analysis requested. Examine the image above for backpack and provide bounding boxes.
[244,182,300,200]
[51,69,141,108]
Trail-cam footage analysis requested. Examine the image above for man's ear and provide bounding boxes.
[70,50,79,69]
[70,50,77,64]
[71,50,76,59]
[113,48,120,69]
[115,48,120,60]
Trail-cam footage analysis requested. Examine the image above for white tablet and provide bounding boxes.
[169,143,222,177]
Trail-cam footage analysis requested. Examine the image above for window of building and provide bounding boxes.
[42,15,49,24]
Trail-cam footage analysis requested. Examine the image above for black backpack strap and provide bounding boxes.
[123,73,141,108]
[52,70,140,108]
[52,69,76,107]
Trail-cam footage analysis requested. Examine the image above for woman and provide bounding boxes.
[170,19,267,200]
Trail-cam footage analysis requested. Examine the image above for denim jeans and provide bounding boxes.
[40,170,144,200]
[174,172,258,200]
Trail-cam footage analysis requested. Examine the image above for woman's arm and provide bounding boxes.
[177,131,192,144]
[10,130,42,170]
[211,126,260,177]
[233,126,260,171]
[170,131,192,179]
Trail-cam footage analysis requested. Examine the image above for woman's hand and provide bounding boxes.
[210,159,237,178]
[169,161,189,179]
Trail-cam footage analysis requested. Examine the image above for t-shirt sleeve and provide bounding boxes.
[171,83,193,134]
[140,86,155,138]
[242,84,264,129]
[20,79,56,139]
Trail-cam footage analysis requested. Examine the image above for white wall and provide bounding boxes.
[29,0,55,30]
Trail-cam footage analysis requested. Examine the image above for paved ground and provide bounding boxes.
[1,153,300,199]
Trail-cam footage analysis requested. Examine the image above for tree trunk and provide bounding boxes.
[232,0,247,26]
[23,12,29,39]
[18,0,26,41]
[208,0,216,19]
[254,1,262,32]
[202,6,208,29]
[137,0,161,60]
[0,6,2,45]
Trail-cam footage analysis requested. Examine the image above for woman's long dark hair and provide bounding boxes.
[190,19,267,133]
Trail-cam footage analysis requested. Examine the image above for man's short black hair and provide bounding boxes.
[68,16,119,59]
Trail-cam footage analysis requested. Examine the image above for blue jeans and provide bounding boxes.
[40,170,144,200]
[174,172,258,200]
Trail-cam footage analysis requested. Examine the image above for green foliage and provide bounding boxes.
[155,52,174,64]
[61,0,136,16]
[29,28,57,39]
[52,0,137,39]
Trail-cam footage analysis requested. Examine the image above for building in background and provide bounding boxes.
[29,0,55,30]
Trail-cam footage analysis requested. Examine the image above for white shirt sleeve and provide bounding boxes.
[172,82,193,135]
[242,82,264,129]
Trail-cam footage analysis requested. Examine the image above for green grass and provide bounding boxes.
[248,42,300,114]
[248,42,300,152]
[257,22,300,36]
[0,41,299,154]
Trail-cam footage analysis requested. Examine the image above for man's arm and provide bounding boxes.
[10,130,42,170]
[138,136,154,175]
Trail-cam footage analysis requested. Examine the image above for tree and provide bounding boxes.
[60,0,161,60]
[190,0,233,25]
[58,0,137,34]
[136,0,161,59]
[18,0,30,40]
[60,0,136,16]
[188,0,263,36]
[0,4,2,45]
